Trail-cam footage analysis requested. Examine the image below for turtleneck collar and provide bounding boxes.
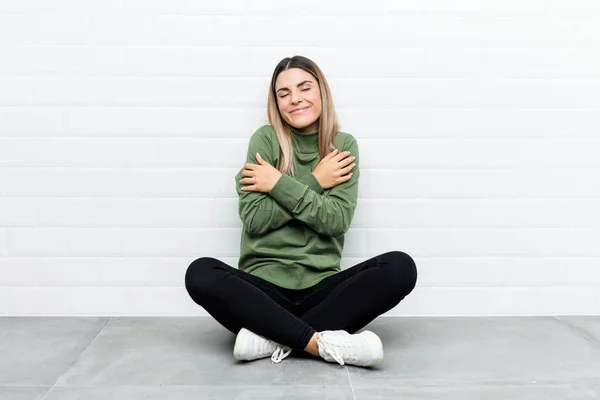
[289,125,319,136]
[288,125,319,153]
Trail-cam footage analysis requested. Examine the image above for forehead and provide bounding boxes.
[275,68,314,90]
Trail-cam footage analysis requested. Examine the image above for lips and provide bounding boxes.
[290,106,310,114]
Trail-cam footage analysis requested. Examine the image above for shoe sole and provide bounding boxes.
[360,330,384,367]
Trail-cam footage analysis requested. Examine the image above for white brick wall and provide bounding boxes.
[0,0,599,316]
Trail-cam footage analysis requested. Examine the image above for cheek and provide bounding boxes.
[311,99,322,113]
[310,93,322,109]
[276,101,287,115]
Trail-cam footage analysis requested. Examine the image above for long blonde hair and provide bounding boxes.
[267,56,340,177]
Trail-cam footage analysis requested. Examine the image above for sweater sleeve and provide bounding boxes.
[235,128,295,235]
[268,135,360,238]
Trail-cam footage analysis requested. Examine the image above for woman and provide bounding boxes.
[185,55,417,367]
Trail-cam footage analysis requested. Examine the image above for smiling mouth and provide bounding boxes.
[290,106,310,114]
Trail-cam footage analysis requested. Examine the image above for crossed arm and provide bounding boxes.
[234,130,359,238]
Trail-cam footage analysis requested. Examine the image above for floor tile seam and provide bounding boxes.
[554,316,600,345]
[40,317,111,400]
[345,366,356,400]
[583,385,600,400]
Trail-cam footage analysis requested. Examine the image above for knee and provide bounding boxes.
[184,257,222,299]
[381,251,418,294]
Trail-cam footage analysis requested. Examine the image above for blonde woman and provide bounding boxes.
[185,55,417,367]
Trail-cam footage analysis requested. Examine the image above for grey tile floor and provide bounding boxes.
[1,316,600,399]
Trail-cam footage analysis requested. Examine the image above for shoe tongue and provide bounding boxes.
[318,345,328,359]
[317,335,346,364]
[316,336,329,358]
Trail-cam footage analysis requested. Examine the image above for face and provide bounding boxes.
[275,68,322,133]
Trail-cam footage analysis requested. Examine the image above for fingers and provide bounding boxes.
[342,171,354,180]
[341,155,355,167]
[323,149,352,163]
[325,148,339,159]
[333,151,352,162]
[239,175,255,184]
[331,172,353,188]
[342,162,356,174]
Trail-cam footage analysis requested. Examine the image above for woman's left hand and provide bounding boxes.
[240,153,283,193]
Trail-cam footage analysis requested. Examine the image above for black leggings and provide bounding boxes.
[184,251,417,354]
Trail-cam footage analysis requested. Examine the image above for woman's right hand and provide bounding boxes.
[311,149,356,190]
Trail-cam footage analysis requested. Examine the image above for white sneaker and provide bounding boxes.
[316,330,384,367]
[233,327,292,364]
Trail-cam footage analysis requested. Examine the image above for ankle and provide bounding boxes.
[304,332,321,357]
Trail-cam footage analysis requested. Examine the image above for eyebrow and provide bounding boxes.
[276,80,313,93]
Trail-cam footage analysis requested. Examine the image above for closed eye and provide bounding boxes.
[279,88,311,98]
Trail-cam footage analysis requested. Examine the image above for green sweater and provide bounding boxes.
[234,124,360,290]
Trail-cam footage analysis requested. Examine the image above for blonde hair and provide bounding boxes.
[267,55,340,177]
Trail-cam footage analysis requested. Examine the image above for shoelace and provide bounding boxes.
[315,334,358,366]
[271,345,292,364]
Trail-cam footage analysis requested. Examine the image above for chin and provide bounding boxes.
[289,115,317,126]
[292,122,317,131]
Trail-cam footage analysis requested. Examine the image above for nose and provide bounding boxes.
[291,91,302,104]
